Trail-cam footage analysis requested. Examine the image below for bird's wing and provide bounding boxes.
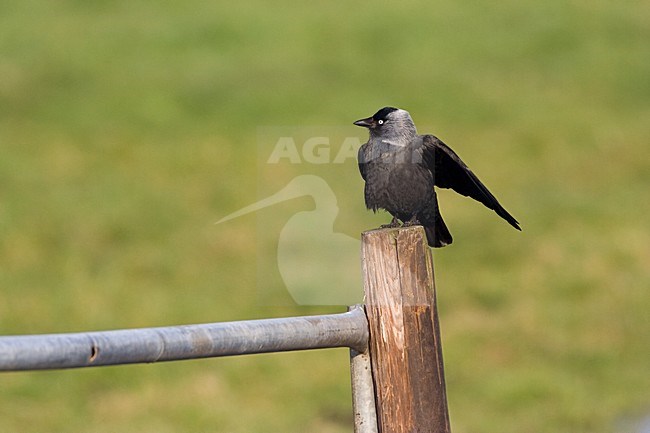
[357,143,368,181]
[421,135,521,230]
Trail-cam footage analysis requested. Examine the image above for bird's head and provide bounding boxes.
[353,107,417,142]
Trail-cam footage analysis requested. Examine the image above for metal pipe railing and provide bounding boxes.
[0,306,368,371]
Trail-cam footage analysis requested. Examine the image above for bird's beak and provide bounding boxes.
[353,117,374,128]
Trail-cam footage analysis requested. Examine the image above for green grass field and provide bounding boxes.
[1,1,649,432]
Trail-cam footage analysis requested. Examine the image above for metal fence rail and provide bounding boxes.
[0,306,368,371]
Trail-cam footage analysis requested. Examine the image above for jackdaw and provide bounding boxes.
[354,106,521,247]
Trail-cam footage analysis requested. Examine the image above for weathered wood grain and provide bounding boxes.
[361,226,450,433]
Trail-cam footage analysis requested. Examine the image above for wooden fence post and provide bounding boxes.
[361,226,451,433]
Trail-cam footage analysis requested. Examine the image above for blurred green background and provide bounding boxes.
[1,0,649,432]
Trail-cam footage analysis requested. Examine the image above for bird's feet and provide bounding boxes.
[402,216,421,227]
[379,217,401,229]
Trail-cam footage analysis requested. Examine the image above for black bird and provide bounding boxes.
[354,106,521,247]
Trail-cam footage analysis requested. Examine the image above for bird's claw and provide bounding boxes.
[379,217,400,229]
[402,218,421,227]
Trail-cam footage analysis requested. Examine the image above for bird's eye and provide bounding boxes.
[378,120,384,125]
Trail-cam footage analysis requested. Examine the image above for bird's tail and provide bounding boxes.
[424,215,453,248]
[421,194,453,248]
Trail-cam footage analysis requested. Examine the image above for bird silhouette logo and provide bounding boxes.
[217,175,362,305]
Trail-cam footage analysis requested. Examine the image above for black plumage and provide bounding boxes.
[355,107,521,247]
